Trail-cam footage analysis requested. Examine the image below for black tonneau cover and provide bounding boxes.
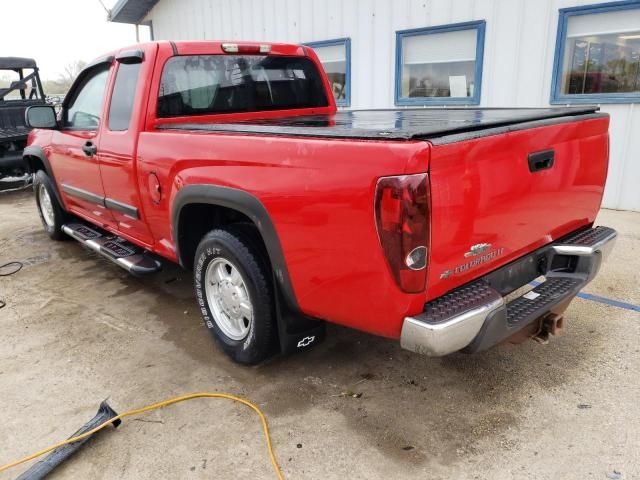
[158,107,603,144]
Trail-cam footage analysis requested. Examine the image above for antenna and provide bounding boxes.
[96,0,111,17]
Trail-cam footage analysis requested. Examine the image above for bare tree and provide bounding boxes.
[56,60,87,92]
[0,73,12,89]
[37,60,87,97]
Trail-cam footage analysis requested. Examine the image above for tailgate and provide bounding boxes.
[425,114,609,301]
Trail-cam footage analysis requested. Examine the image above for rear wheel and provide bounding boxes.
[34,170,67,240]
[205,257,253,341]
[194,226,276,365]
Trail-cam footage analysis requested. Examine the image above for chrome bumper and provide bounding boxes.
[400,226,617,357]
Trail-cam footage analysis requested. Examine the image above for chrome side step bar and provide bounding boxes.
[62,223,162,276]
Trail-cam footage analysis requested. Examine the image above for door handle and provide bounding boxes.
[82,141,97,157]
[528,149,554,173]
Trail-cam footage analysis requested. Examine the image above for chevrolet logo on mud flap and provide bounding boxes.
[440,247,505,279]
[297,336,315,348]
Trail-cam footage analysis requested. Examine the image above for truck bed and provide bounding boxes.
[158,107,602,143]
[1,100,41,142]
[0,125,30,142]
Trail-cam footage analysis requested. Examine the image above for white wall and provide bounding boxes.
[144,0,640,211]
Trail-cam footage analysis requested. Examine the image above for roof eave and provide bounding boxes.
[109,0,159,24]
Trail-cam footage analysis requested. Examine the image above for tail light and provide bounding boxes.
[374,173,430,293]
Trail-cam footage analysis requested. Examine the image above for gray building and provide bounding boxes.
[111,0,640,211]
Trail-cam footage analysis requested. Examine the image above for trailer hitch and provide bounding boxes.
[504,308,568,346]
[16,401,120,480]
[532,313,565,345]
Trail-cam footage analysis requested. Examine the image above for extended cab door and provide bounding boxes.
[49,61,115,226]
[96,46,155,246]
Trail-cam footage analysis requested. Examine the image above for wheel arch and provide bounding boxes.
[172,184,299,312]
[174,184,326,355]
[23,145,64,207]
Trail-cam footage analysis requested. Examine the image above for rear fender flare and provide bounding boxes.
[172,184,300,313]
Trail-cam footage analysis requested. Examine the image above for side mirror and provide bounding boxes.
[25,105,57,129]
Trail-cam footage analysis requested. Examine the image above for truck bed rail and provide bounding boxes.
[158,107,602,142]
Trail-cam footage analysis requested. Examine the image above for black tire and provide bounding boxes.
[34,170,67,240]
[194,225,276,365]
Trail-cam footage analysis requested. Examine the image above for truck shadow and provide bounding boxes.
[135,258,603,469]
[2,196,605,471]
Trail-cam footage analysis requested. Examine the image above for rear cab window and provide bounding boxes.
[109,62,141,131]
[157,55,328,117]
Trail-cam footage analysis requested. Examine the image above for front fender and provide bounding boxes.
[23,144,64,207]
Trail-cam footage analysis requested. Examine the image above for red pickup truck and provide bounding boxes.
[23,40,616,365]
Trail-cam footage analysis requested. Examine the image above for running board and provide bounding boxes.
[62,223,162,276]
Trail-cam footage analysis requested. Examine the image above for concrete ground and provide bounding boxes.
[0,189,638,480]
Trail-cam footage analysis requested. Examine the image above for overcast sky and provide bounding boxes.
[0,0,145,80]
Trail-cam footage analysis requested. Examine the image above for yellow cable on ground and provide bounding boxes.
[0,392,284,480]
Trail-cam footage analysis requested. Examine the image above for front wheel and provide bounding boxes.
[194,226,276,365]
[34,170,67,240]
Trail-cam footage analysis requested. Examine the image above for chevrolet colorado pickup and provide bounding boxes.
[23,40,616,365]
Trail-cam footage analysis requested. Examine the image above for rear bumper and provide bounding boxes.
[400,226,617,357]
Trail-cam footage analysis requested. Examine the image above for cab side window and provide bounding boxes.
[65,67,110,130]
[108,62,141,131]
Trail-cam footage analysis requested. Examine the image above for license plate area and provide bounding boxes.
[483,248,548,297]
[504,275,546,304]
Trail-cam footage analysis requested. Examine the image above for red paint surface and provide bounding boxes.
[426,117,609,301]
[27,41,610,340]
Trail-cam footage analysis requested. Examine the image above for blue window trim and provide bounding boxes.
[304,38,351,107]
[394,20,486,106]
[551,0,640,105]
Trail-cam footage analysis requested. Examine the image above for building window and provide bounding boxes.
[395,21,485,106]
[304,38,350,107]
[552,1,640,104]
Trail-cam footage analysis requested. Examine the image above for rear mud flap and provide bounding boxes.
[274,280,325,356]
